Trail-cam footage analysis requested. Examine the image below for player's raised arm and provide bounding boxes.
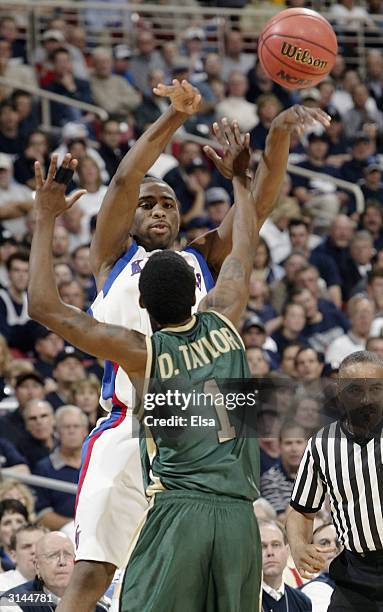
[28,155,147,375]
[198,124,255,327]
[193,106,331,275]
[90,79,201,289]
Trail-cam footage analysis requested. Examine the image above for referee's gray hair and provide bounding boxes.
[339,350,383,373]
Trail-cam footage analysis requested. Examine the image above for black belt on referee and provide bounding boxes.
[348,548,383,559]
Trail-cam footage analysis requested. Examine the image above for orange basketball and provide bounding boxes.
[258,8,338,90]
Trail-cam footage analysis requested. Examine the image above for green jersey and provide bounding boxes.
[141,310,260,501]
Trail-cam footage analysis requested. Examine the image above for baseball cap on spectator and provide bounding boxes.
[185,158,209,174]
[15,372,45,388]
[241,315,266,333]
[172,62,190,77]
[54,346,84,367]
[113,44,132,60]
[62,122,88,141]
[0,154,12,171]
[365,162,382,173]
[0,228,17,246]
[352,131,371,145]
[300,88,321,102]
[42,30,65,43]
[205,187,230,205]
[184,27,205,41]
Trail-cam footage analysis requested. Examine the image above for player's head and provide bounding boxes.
[139,251,196,326]
[131,177,180,251]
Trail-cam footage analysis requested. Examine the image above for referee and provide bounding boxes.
[287,351,383,612]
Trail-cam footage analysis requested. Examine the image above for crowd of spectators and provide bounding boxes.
[1,2,383,609]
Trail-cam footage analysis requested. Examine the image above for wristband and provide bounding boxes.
[54,167,74,185]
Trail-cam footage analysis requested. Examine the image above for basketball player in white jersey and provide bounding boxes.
[57,79,330,612]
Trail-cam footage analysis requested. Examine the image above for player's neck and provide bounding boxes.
[157,315,194,331]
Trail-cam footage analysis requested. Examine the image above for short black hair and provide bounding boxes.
[10,523,48,551]
[288,218,309,232]
[0,499,28,522]
[339,350,383,373]
[6,251,29,272]
[139,251,196,325]
[50,47,70,62]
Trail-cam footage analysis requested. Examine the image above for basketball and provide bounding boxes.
[257,8,338,90]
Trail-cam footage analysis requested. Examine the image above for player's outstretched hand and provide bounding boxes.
[272,105,331,136]
[203,118,251,180]
[153,79,201,115]
[34,154,87,218]
[292,542,337,580]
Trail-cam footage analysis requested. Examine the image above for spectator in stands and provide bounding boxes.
[113,44,135,86]
[260,195,301,265]
[342,231,375,299]
[46,349,86,411]
[325,108,350,166]
[0,155,34,239]
[90,47,141,121]
[61,205,89,251]
[344,83,383,141]
[163,141,201,213]
[260,421,307,515]
[0,229,18,288]
[340,132,375,184]
[221,30,253,82]
[0,252,39,354]
[246,274,277,325]
[361,201,383,249]
[97,120,129,181]
[0,101,25,156]
[253,498,277,521]
[134,68,168,136]
[241,316,278,368]
[325,295,375,365]
[250,94,283,151]
[35,29,65,82]
[295,346,324,381]
[272,303,307,355]
[312,214,354,292]
[54,263,73,286]
[0,40,37,103]
[71,245,96,308]
[13,131,50,190]
[43,48,93,128]
[366,49,383,110]
[0,333,11,400]
[292,287,349,354]
[293,395,323,437]
[246,61,293,109]
[0,372,45,447]
[74,157,108,224]
[58,280,86,311]
[33,327,64,381]
[0,500,28,571]
[205,187,231,228]
[129,31,166,95]
[216,71,257,132]
[279,343,303,379]
[253,237,284,285]
[0,16,26,62]
[0,438,28,474]
[64,26,89,83]
[295,263,337,307]
[22,399,55,469]
[257,408,281,476]
[367,268,383,315]
[288,220,342,306]
[260,520,312,612]
[0,525,47,593]
[72,376,102,430]
[33,407,87,530]
[300,523,339,611]
[0,481,35,521]
[269,251,308,313]
[52,226,70,264]
[181,27,205,81]
[366,335,383,358]
[2,532,75,609]
[359,163,383,206]
[246,347,271,376]
[11,91,40,139]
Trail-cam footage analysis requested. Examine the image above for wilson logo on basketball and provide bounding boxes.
[280,42,328,70]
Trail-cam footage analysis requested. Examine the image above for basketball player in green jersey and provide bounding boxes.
[30,126,265,610]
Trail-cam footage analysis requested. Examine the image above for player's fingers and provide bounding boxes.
[181,79,193,93]
[221,118,235,146]
[46,154,58,184]
[153,84,174,97]
[314,545,337,554]
[193,93,202,109]
[67,189,87,208]
[298,568,316,579]
[203,146,222,164]
[69,158,78,172]
[61,153,72,169]
[34,161,44,190]
[243,132,251,149]
[308,108,331,126]
[212,122,228,147]
[232,120,242,146]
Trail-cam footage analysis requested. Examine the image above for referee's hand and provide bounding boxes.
[293,543,337,579]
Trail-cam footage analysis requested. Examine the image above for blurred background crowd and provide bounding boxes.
[0,0,383,609]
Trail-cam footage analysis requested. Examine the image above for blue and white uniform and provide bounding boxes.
[75,241,214,567]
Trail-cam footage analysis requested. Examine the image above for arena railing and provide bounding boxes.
[0,76,108,130]
[2,469,77,494]
[1,1,383,77]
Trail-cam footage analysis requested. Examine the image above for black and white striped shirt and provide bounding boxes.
[291,420,383,553]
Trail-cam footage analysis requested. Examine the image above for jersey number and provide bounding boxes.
[204,380,236,443]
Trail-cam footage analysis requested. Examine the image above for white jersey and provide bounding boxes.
[90,240,214,411]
